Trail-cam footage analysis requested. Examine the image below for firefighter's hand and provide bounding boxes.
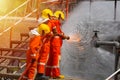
[61,34,70,40]
[66,36,70,40]
[31,59,36,63]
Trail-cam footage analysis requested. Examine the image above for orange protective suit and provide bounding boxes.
[45,19,63,78]
[23,36,42,80]
[37,35,50,74]
[36,24,51,77]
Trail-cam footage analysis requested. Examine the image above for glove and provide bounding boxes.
[59,34,70,40]
[66,36,70,40]
[31,59,36,63]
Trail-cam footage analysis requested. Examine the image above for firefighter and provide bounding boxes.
[35,9,54,80]
[22,23,50,80]
[35,24,52,80]
[45,10,69,79]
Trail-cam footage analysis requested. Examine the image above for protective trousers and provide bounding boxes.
[23,51,38,80]
[37,40,50,74]
[45,37,62,78]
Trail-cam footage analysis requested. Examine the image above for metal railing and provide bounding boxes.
[105,68,120,80]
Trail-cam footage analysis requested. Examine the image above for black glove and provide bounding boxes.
[66,36,70,40]
[31,59,36,63]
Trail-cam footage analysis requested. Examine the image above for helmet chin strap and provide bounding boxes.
[41,30,45,36]
[48,14,51,19]
[58,14,62,20]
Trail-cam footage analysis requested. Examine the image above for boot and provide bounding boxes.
[35,73,49,80]
[53,74,65,79]
[38,75,49,80]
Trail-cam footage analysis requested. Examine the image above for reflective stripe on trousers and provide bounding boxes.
[46,65,59,68]
[38,62,46,65]
[30,54,36,57]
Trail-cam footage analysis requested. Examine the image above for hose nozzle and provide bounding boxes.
[59,34,70,40]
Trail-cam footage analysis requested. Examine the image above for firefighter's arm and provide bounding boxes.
[58,33,70,40]
[52,27,70,40]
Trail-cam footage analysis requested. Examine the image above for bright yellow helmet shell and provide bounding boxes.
[41,9,53,19]
[54,10,65,20]
[37,24,50,35]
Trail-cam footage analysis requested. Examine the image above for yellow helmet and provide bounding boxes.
[54,10,65,20]
[41,9,53,19]
[37,24,50,35]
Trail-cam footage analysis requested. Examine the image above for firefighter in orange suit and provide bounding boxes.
[22,23,50,80]
[35,9,54,80]
[45,10,69,79]
[35,24,52,80]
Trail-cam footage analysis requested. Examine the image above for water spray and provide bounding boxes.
[91,30,120,80]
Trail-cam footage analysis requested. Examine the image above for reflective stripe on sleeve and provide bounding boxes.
[23,76,28,79]
[30,54,36,57]
[54,36,60,38]
[53,26,56,29]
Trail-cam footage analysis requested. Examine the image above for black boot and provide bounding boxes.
[35,73,49,80]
